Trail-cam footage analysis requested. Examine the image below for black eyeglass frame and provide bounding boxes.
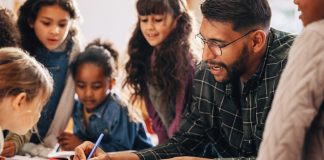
[196,29,258,56]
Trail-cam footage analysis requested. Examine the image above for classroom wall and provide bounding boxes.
[77,0,137,55]
[1,0,302,54]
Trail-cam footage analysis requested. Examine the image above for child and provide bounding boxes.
[3,0,82,156]
[257,0,324,159]
[57,39,153,151]
[123,0,196,144]
[0,47,53,153]
[0,7,21,47]
[0,7,22,157]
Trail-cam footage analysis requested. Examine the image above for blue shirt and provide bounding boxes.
[73,93,153,152]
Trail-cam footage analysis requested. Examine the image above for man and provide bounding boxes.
[73,0,296,159]
[257,0,324,159]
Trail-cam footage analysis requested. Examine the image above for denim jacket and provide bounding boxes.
[73,93,153,152]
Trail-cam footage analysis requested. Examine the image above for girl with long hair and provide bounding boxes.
[124,0,196,144]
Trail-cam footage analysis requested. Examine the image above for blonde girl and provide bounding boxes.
[0,47,53,154]
[3,0,81,157]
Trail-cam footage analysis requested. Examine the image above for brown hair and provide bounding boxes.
[17,0,81,54]
[0,8,21,47]
[0,47,53,104]
[124,0,194,103]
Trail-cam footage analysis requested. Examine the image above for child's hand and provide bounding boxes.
[57,132,82,151]
[0,141,16,157]
[73,141,106,160]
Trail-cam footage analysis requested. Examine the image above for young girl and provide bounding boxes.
[57,39,153,151]
[124,0,196,144]
[3,0,81,156]
[0,47,53,154]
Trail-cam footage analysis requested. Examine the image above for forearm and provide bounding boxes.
[108,152,139,160]
[135,137,193,159]
[214,157,255,160]
[4,130,32,153]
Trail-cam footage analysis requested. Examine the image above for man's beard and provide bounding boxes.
[206,44,249,84]
[226,45,249,83]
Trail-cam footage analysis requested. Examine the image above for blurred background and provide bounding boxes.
[0,0,302,55]
[0,0,303,136]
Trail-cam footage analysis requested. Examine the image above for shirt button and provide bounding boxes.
[246,97,248,102]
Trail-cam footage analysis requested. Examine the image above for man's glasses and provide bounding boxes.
[195,29,257,56]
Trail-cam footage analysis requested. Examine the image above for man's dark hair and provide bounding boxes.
[201,0,271,31]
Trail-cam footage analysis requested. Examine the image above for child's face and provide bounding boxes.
[294,0,324,26]
[75,63,111,112]
[30,4,72,50]
[0,93,44,135]
[139,13,177,48]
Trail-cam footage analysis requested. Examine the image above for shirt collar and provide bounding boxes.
[225,29,274,95]
[89,93,112,118]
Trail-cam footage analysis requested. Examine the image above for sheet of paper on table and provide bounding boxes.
[47,143,74,160]
[14,143,74,160]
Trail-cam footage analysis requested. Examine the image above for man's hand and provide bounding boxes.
[57,132,83,151]
[1,141,16,157]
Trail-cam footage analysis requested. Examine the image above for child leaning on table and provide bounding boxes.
[3,0,82,157]
[57,39,153,152]
[0,47,53,156]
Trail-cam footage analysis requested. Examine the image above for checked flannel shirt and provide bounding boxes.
[135,28,296,159]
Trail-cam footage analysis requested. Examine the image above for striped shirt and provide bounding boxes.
[136,28,296,159]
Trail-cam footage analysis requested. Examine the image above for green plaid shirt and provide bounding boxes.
[136,28,296,159]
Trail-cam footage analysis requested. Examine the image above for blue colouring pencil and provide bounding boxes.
[87,133,104,160]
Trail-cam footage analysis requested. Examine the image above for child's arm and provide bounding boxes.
[57,132,83,151]
[57,102,87,151]
[1,141,16,157]
[2,130,32,156]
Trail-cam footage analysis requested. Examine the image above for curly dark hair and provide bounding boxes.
[124,0,194,103]
[0,9,21,47]
[70,39,119,80]
[17,0,80,55]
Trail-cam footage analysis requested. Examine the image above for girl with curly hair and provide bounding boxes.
[0,7,21,47]
[124,0,196,144]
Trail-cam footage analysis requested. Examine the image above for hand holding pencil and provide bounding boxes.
[73,133,140,160]
[73,134,108,160]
